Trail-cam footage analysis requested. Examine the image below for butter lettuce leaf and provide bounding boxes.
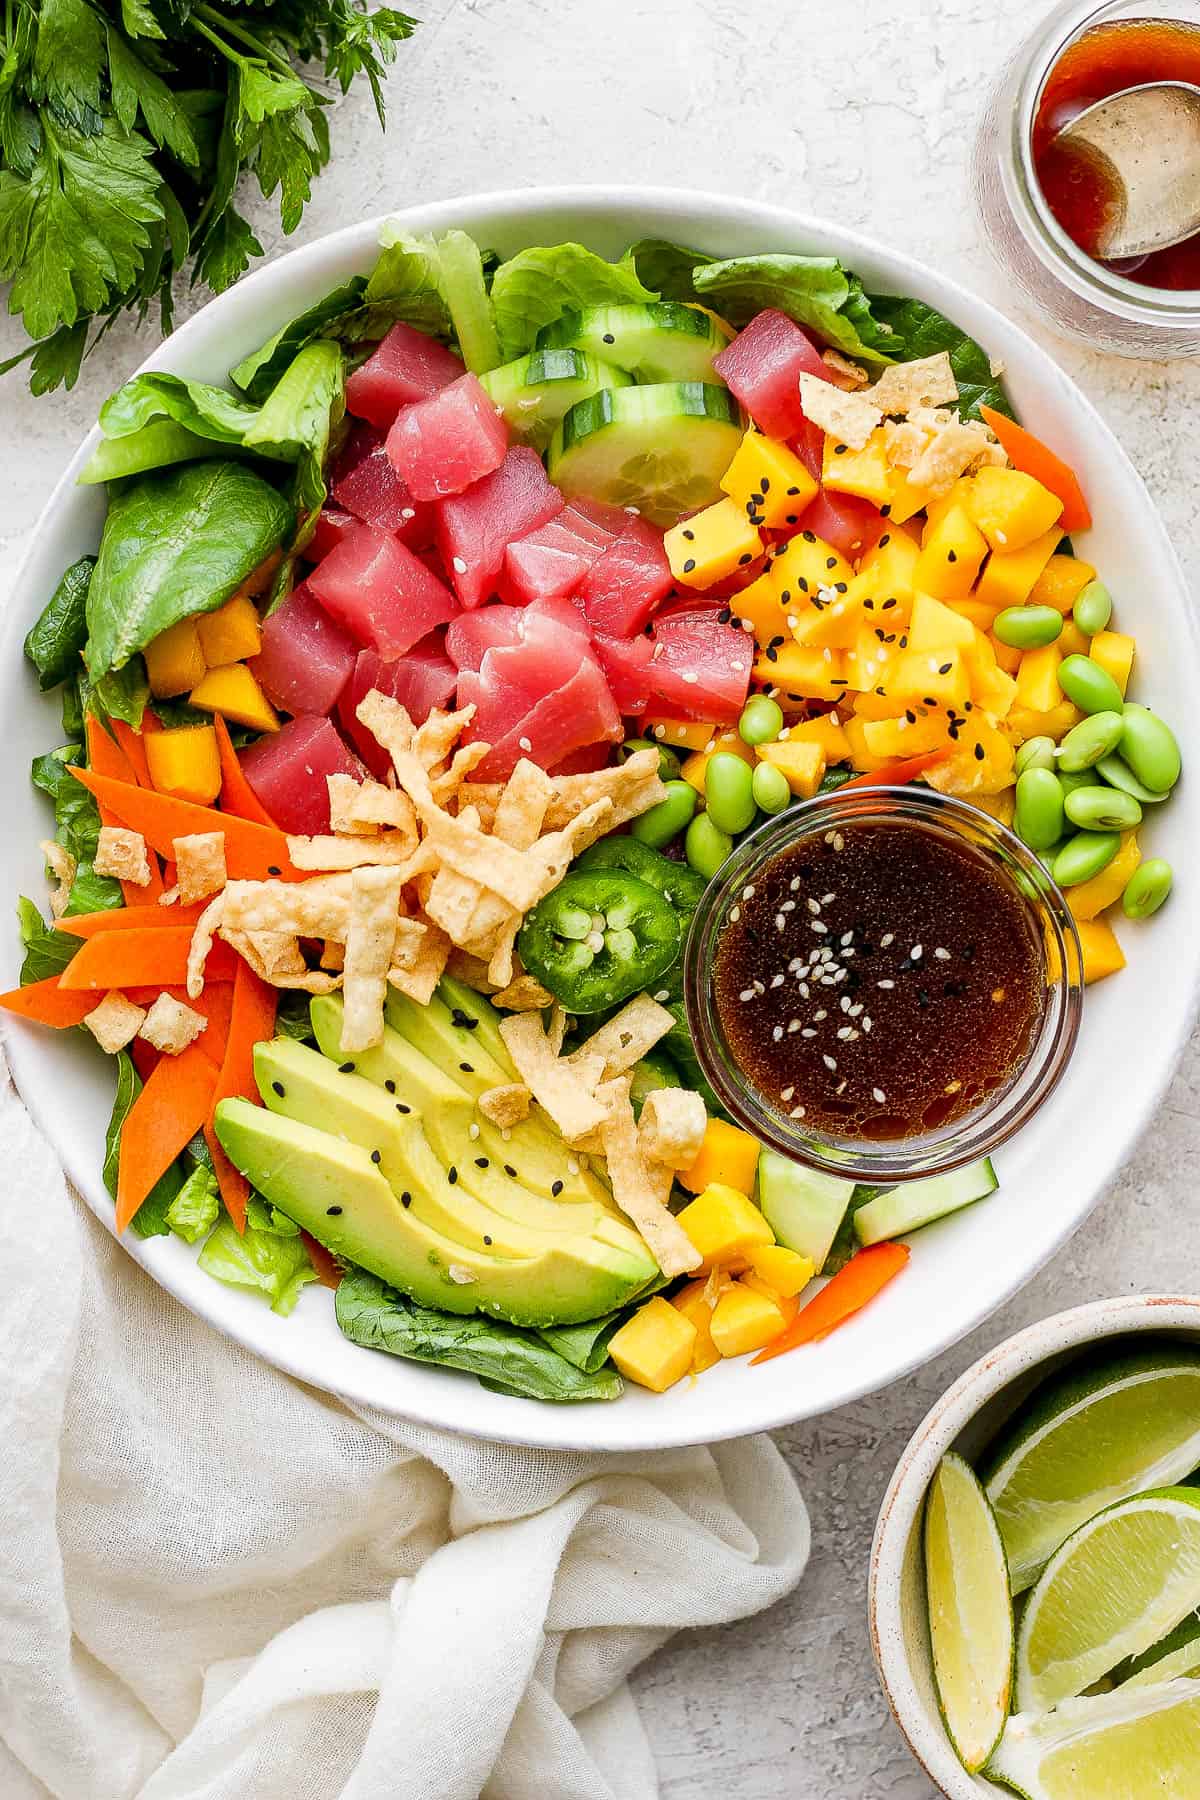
[231,276,368,404]
[625,237,715,300]
[198,1216,317,1315]
[692,253,898,365]
[165,1165,220,1244]
[489,241,658,359]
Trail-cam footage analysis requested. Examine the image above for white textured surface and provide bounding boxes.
[2,2,1198,1792]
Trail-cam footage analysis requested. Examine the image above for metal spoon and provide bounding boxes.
[1052,80,1200,260]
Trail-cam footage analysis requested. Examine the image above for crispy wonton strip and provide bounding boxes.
[596,1076,701,1278]
[569,994,674,1080]
[498,1012,608,1142]
[341,865,405,1052]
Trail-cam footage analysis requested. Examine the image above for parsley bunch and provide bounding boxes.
[0,0,416,394]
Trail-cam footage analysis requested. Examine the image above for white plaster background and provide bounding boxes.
[2,2,1199,1791]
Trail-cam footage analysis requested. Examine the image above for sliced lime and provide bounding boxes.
[1116,1608,1200,1689]
[1015,1487,1200,1713]
[982,1347,1200,1593]
[924,1452,1014,1772]
[988,1677,1200,1799]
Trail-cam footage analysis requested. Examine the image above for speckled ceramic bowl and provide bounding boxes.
[868,1294,1200,1797]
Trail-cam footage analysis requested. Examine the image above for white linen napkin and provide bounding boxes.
[0,532,810,1800]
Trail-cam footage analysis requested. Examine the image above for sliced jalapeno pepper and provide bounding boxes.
[576,836,708,916]
[518,871,681,1015]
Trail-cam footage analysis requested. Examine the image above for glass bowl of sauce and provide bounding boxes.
[684,789,1083,1184]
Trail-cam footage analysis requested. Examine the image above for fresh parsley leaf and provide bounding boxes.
[191,200,262,292]
[105,29,199,165]
[32,0,106,131]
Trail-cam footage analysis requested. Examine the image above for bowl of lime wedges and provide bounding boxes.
[869,1295,1200,1799]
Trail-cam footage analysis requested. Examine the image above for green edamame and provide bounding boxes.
[1063,785,1142,831]
[1015,735,1056,776]
[751,761,791,815]
[1094,753,1169,805]
[1057,767,1095,798]
[738,695,784,746]
[686,813,733,880]
[1120,705,1182,795]
[1058,654,1125,716]
[1123,858,1173,920]
[630,779,698,848]
[1056,710,1125,772]
[1014,768,1064,852]
[994,606,1063,650]
[1052,830,1121,888]
[705,752,756,835]
[1073,580,1112,637]
[622,738,681,783]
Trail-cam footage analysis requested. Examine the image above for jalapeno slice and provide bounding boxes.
[576,837,708,917]
[518,871,681,1015]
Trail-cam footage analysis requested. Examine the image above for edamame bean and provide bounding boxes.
[1056,710,1125,771]
[1015,735,1057,776]
[1123,858,1173,919]
[705,752,756,835]
[738,695,784,746]
[1073,579,1113,637]
[1120,704,1182,795]
[1058,653,1125,715]
[622,738,681,783]
[630,779,697,848]
[1057,767,1095,797]
[994,605,1064,650]
[1063,785,1142,831]
[1014,768,1065,851]
[752,761,791,815]
[1052,830,1121,887]
[686,813,733,880]
[1094,753,1170,805]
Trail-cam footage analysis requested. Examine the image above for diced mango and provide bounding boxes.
[608,1297,698,1392]
[923,715,1015,797]
[144,725,222,805]
[755,738,826,798]
[989,632,1024,675]
[672,1280,722,1374]
[889,647,971,711]
[1014,645,1064,715]
[144,618,206,699]
[1068,832,1141,922]
[781,713,852,763]
[196,594,263,666]
[844,626,899,697]
[790,590,865,650]
[748,1244,816,1298]
[679,1120,763,1198]
[189,663,279,734]
[770,532,853,599]
[969,789,1015,827]
[1089,630,1135,698]
[858,528,921,602]
[908,593,976,653]
[863,713,947,759]
[1007,699,1081,745]
[665,498,763,588]
[643,717,716,752]
[976,526,1063,611]
[681,730,755,794]
[730,572,792,644]
[971,663,1018,720]
[754,643,850,703]
[740,1271,798,1327]
[677,1185,772,1271]
[882,466,938,526]
[951,598,1003,635]
[721,432,819,528]
[1058,619,1090,658]
[913,505,989,602]
[921,477,977,541]
[1077,916,1127,984]
[710,1282,787,1357]
[963,465,1064,553]
[852,686,907,722]
[823,427,893,507]
[1029,553,1098,615]
[842,713,890,770]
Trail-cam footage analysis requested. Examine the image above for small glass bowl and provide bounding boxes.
[683,788,1084,1184]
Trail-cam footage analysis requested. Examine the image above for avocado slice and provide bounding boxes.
[385,987,514,1095]
[435,975,519,1079]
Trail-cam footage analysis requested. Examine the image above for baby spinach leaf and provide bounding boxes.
[489,240,658,360]
[231,275,367,404]
[61,672,88,742]
[90,657,151,730]
[692,254,898,365]
[865,293,1015,421]
[197,1216,317,1314]
[103,1052,185,1238]
[243,339,345,527]
[274,990,316,1043]
[31,745,123,915]
[16,897,80,984]
[24,556,94,691]
[536,1313,623,1375]
[625,237,714,300]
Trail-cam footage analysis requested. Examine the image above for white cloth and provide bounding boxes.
[0,530,810,1800]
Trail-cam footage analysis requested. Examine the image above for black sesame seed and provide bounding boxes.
[779,588,791,604]
[882,597,897,610]
[974,742,986,760]
[448,1166,458,1184]
[459,1062,474,1073]
[370,1149,382,1164]
[760,477,771,493]
[803,530,816,543]
[717,606,732,623]
[683,558,696,574]
[826,555,838,569]
[835,581,848,594]
[267,865,281,877]
[833,443,848,456]
[738,552,754,565]
[786,513,799,524]
[797,576,809,594]
[939,662,953,675]
[864,598,875,611]
[504,1164,518,1178]
[401,1191,412,1207]
[475,1156,489,1168]
[385,1079,396,1093]
[602,332,615,344]
[396,1102,411,1114]
[483,1234,492,1246]
[682,528,695,540]
[552,1180,564,1196]
[947,549,958,563]
[327,1205,343,1216]
[271,1080,285,1097]
[878,532,891,546]
[905,709,916,724]
[880,503,892,517]
[875,628,886,643]
[787,485,801,496]
[338,1061,355,1074]
[769,634,785,649]
[765,645,778,662]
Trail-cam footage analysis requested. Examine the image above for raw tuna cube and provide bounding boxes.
[499,500,622,605]
[576,514,672,637]
[240,716,364,836]
[309,523,460,659]
[437,446,564,610]
[445,605,526,672]
[644,608,753,723]
[794,490,887,561]
[713,309,830,440]
[458,601,595,754]
[339,639,459,776]
[345,322,464,427]
[791,417,827,483]
[332,426,436,547]
[474,657,622,782]
[249,580,358,717]
[386,373,509,501]
[593,631,655,716]
[309,508,359,560]
[550,742,611,776]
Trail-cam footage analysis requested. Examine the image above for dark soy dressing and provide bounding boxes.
[713,821,1046,1141]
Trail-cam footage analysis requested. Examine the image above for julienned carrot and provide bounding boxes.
[0,977,97,1028]
[301,1231,343,1289]
[84,715,167,903]
[204,961,277,1233]
[109,717,154,788]
[841,749,952,790]
[213,714,278,828]
[116,1039,220,1232]
[57,928,237,990]
[69,767,298,882]
[978,406,1093,532]
[58,903,206,937]
[751,1242,911,1364]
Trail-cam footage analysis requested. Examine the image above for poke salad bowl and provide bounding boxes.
[2,186,1197,1451]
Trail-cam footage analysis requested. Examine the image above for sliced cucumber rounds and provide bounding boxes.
[536,301,731,384]
[480,349,632,448]
[548,382,744,526]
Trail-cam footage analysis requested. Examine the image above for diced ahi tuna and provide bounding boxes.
[332,426,436,547]
[338,639,459,776]
[550,742,611,776]
[309,523,460,659]
[642,608,753,723]
[445,605,526,672]
[593,631,655,715]
[345,322,464,427]
[791,417,826,483]
[386,373,509,501]
[499,500,622,605]
[437,446,564,609]
[309,508,358,560]
[795,490,887,561]
[471,653,621,782]
[713,309,830,440]
[458,601,597,763]
[240,716,364,836]
[576,514,672,637]
[249,580,358,717]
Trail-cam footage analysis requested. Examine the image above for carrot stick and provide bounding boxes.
[751,1242,911,1363]
[109,718,154,788]
[204,961,277,1233]
[116,1040,220,1232]
[213,714,278,828]
[979,406,1092,533]
[58,904,206,937]
[0,977,97,1028]
[57,928,237,990]
[68,768,298,882]
[841,749,952,791]
[301,1231,343,1289]
[84,716,167,903]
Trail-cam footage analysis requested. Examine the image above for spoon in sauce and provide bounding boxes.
[1050,79,1200,261]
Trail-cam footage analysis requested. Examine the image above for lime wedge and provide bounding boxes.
[924,1452,1014,1771]
[988,1677,1200,1799]
[981,1347,1200,1593]
[1016,1488,1200,1713]
[1116,1609,1200,1689]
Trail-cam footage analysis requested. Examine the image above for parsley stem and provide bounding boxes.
[194,4,300,80]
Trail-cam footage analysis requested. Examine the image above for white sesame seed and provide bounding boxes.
[849,1003,863,1017]
[781,1085,795,1102]
[789,1105,807,1119]
[823,648,833,663]
[807,897,822,915]
[798,982,810,999]
[811,919,828,934]
[814,1009,827,1022]
[567,1158,580,1175]
[790,876,802,892]
[836,1079,847,1095]
[873,1087,887,1105]
[787,1017,801,1032]
[400,507,416,521]
[776,912,787,931]
[881,932,894,948]
[837,1025,852,1040]
[468,1122,480,1140]
[682,671,699,684]
[862,1017,872,1032]
[518,736,532,753]
[822,1054,837,1072]
[840,930,853,947]
[934,947,951,961]
[801,1027,817,1038]
[822,892,836,905]
[502,1128,511,1140]
[653,725,666,739]
[897,716,909,732]
[911,944,924,960]
[753,980,765,995]
[742,885,756,901]
[452,556,468,574]
[730,905,741,923]
[781,899,796,912]
[840,996,852,1013]
[833,833,845,851]
[739,988,755,1003]
[653,989,669,1003]
[772,1025,784,1042]
[770,973,785,989]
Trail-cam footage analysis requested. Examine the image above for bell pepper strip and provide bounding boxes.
[204,961,278,1233]
[978,406,1092,533]
[67,767,299,882]
[84,714,168,904]
[751,1242,911,1363]
[116,1039,220,1232]
[841,749,952,791]
[57,928,238,990]
[57,903,206,937]
[213,714,278,828]
[0,977,97,1028]
[301,1231,343,1289]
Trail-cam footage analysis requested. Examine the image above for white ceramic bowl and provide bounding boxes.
[869,1294,1200,1796]
[3,187,1198,1451]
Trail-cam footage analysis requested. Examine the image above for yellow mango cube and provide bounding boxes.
[1029,553,1098,615]
[748,1244,816,1298]
[858,528,921,598]
[721,432,819,528]
[844,625,899,697]
[951,598,1003,634]
[1014,645,1064,715]
[676,1184,773,1268]
[643,717,716,752]
[672,1281,722,1374]
[681,730,755,795]
[863,713,947,759]
[189,663,279,734]
[1058,619,1091,658]
[989,633,1024,676]
[196,594,263,666]
[665,499,763,588]
[882,467,937,526]
[754,738,826,798]
[1007,699,1081,745]
[1077,916,1127,985]
[740,1271,798,1326]
[964,466,1064,553]
[971,663,1018,720]
[710,1282,787,1358]
[790,591,865,651]
[922,477,978,541]
[852,686,907,722]
[144,725,221,805]
[679,1119,763,1197]
[1089,630,1135,698]
[889,647,971,711]
[842,713,890,770]
[608,1297,697,1393]
[729,572,791,645]
[908,592,976,653]
[976,526,1063,611]
[1068,833,1141,922]
[913,506,989,602]
[970,789,1015,827]
[782,713,852,763]
[754,643,850,702]
[770,532,852,598]
[144,618,206,699]
[823,427,893,508]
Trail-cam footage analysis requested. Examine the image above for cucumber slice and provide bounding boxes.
[537,301,730,384]
[853,1158,999,1248]
[480,349,632,448]
[548,382,744,527]
[756,1150,855,1272]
